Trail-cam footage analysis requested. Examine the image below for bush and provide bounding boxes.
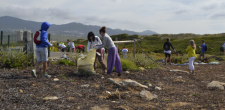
[57,59,76,66]
[0,48,33,68]
[120,59,138,71]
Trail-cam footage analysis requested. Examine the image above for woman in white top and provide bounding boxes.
[87,31,107,73]
[57,43,66,52]
[67,39,75,52]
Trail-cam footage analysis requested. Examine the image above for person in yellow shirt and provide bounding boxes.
[186,40,197,74]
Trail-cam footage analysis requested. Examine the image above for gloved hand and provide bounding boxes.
[50,44,53,47]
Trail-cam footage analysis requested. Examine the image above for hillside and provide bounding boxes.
[70,33,225,55]
[0,16,157,37]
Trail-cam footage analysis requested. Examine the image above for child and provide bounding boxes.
[31,22,52,78]
[95,26,122,76]
[122,48,128,59]
[186,40,197,74]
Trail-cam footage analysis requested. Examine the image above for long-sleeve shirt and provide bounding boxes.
[163,41,174,51]
[186,45,197,58]
[95,33,115,49]
[87,36,103,52]
[68,42,75,48]
[36,22,51,48]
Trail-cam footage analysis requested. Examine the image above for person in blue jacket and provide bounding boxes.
[31,22,52,78]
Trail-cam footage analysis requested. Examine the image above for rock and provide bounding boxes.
[207,81,225,90]
[90,105,109,110]
[81,84,89,88]
[173,78,185,83]
[19,89,23,93]
[139,67,145,71]
[177,76,182,79]
[140,90,157,101]
[101,76,104,79]
[148,83,152,87]
[155,86,162,90]
[43,96,58,100]
[125,71,130,74]
[77,106,81,109]
[116,105,133,110]
[53,78,59,81]
[108,78,148,88]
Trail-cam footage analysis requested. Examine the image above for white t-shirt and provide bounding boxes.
[122,49,128,53]
[59,44,66,48]
[87,36,103,52]
[68,42,75,48]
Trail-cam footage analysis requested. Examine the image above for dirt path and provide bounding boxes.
[0,62,224,109]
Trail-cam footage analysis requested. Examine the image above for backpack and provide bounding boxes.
[34,31,41,45]
[204,45,207,52]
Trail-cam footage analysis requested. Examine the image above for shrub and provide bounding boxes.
[57,59,76,66]
[0,48,33,68]
[120,59,138,71]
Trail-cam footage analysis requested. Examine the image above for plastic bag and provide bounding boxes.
[76,48,96,75]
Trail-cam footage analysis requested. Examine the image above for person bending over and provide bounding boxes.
[57,43,66,52]
[95,26,122,76]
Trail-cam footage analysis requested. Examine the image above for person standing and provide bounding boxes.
[95,26,122,76]
[163,38,175,65]
[67,39,75,52]
[87,32,107,73]
[31,22,52,78]
[122,48,128,59]
[198,40,206,61]
[186,40,197,75]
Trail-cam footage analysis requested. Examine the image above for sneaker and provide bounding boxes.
[31,70,37,78]
[42,73,51,78]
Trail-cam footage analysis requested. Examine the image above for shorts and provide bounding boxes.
[200,52,205,58]
[165,53,171,58]
[36,48,48,62]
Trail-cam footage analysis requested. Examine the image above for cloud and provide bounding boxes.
[175,10,188,14]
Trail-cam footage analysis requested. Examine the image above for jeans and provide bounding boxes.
[36,48,48,62]
[189,57,195,70]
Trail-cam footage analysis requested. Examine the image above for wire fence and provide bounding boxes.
[1,31,23,49]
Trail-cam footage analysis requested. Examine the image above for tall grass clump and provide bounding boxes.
[0,47,33,68]
[120,59,138,71]
[126,53,159,69]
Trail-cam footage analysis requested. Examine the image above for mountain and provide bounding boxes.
[0,16,157,37]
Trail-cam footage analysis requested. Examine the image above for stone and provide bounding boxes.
[53,78,59,81]
[177,76,182,79]
[125,71,130,74]
[108,78,148,88]
[116,105,133,110]
[139,67,145,71]
[207,81,225,90]
[148,83,152,87]
[173,78,185,83]
[90,105,109,110]
[155,86,162,90]
[140,90,157,101]
[43,96,58,100]
[81,84,89,88]
[19,89,23,93]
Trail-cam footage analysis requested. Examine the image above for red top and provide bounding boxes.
[125,48,128,50]
[77,45,84,49]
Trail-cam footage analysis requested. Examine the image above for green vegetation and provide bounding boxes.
[57,59,76,66]
[120,59,138,71]
[0,48,33,68]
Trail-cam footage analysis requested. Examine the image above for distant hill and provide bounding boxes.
[0,16,157,37]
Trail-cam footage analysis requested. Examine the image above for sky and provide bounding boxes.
[0,0,225,34]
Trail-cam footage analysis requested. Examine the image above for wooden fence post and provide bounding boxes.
[8,35,10,48]
[48,34,50,57]
[1,31,3,46]
[133,40,135,58]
